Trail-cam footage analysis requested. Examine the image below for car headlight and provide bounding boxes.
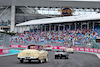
[18,52,22,57]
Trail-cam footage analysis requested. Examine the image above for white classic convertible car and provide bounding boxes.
[65,47,74,53]
[43,45,53,51]
[55,50,69,59]
[17,45,48,63]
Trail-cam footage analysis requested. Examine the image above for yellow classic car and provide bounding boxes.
[17,45,48,63]
[65,47,74,53]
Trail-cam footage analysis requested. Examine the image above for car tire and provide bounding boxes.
[44,57,48,62]
[60,57,62,59]
[20,59,24,63]
[55,56,57,59]
[65,56,68,59]
[72,52,74,53]
[39,60,43,63]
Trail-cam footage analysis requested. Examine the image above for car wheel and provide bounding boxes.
[45,57,48,62]
[55,56,57,59]
[28,60,31,62]
[65,56,68,59]
[72,52,74,53]
[39,60,43,63]
[20,59,24,63]
[60,57,62,59]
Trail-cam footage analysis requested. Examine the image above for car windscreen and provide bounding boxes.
[28,45,43,50]
[56,50,66,52]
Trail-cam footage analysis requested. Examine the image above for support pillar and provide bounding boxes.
[58,24,60,31]
[64,23,65,30]
[37,25,38,32]
[69,24,71,30]
[25,25,27,31]
[87,22,89,30]
[10,5,15,32]
[93,21,95,31]
[45,25,46,32]
[17,27,18,33]
[81,22,82,32]
[54,24,56,31]
[22,26,23,33]
[75,23,76,31]
[33,25,34,33]
[60,7,62,17]
[49,24,51,31]
[40,25,42,32]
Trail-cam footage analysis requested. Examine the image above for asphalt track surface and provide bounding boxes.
[0,51,100,67]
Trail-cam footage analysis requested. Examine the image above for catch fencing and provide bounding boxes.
[0,33,11,48]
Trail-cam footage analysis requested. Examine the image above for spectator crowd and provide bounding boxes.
[10,28,100,47]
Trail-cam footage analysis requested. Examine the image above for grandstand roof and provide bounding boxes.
[16,13,100,26]
[1,0,100,8]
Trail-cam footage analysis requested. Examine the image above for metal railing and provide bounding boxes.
[0,33,11,48]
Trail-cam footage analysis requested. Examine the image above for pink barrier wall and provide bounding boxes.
[10,45,28,48]
[0,48,10,55]
[72,47,100,53]
[10,45,100,53]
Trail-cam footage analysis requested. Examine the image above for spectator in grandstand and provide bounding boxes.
[10,28,99,47]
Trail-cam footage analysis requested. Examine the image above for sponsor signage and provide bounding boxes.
[0,48,10,55]
[10,45,19,48]
[2,48,10,53]
[62,7,73,16]
[10,45,28,48]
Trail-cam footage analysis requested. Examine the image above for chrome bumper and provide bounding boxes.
[18,56,38,60]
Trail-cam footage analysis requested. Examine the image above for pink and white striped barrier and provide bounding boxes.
[10,45,100,53]
[0,48,10,55]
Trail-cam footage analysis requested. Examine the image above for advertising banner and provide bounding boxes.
[0,48,10,55]
[10,45,100,53]
[10,45,28,48]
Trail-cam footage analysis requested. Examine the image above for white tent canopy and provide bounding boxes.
[16,13,100,26]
